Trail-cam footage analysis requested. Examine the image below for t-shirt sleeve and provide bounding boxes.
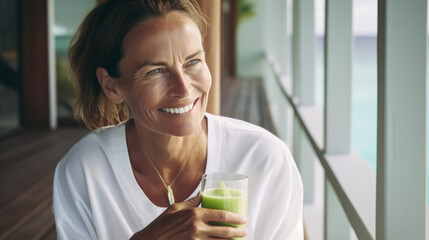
[53,144,99,240]
[250,140,304,240]
[272,147,304,239]
[215,116,304,239]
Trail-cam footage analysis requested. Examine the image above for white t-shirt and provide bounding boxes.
[53,113,303,239]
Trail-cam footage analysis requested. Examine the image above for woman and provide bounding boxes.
[53,0,303,239]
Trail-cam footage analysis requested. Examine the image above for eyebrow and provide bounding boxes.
[185,50,205,61]
[135,50,205,72]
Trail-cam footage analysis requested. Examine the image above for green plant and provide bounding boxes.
[238,0,256,25]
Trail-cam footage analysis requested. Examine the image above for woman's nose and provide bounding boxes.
[167,71,192,97]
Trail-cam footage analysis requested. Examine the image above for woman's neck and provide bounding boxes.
[126,118,207,181]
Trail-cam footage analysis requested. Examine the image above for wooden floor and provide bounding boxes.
[0,128,88,239]
[221,77,276,134]
[0,77,275,239]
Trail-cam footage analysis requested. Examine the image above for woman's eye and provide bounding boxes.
[187,59,200,66]
[147,68,163,75]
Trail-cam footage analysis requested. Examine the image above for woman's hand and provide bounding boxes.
[130,192,248,239]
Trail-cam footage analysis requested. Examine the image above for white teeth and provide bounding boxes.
[160,102,194,114]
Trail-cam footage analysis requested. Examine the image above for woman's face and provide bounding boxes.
[113,12,211,136]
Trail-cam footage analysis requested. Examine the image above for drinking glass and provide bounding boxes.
[201,172,248,236]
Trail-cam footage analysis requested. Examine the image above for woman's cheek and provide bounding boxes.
[203,68,212,90]
[191,66,212,90]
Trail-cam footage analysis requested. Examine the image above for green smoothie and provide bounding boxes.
[201,181,248,239]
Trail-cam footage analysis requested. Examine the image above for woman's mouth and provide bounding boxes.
[159,100,196,114]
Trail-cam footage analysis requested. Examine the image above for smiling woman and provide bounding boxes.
[52,0,304,239]
[96,11,211,137]
[68,0,208,130]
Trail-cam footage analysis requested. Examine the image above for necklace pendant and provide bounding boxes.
[167,186,175,205]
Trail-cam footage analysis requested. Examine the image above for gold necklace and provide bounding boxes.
[142,123,204,205]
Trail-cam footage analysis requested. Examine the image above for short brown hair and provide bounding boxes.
[69,0,207,129]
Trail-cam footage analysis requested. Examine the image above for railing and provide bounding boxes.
[264,52,375,239]
[258,0,427,239]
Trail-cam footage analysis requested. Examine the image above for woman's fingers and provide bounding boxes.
[202,208,247,225]
[168,206,248,239]
[132,193,248,239]
[166,192,246,226]
[174,224,248,240]
[208,225,248,239]
[167,192,202,213]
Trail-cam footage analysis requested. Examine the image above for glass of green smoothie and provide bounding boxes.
[201,173,248,234]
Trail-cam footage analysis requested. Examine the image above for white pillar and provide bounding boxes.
[324,0,352,155]
[376,0,427,239]
[324,179,350,239]
[294,118,315,203]
[293,0,315,106]
[292,0,316,204]
[323,0,353,238]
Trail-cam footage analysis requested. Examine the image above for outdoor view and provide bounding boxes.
[315,0,377,170]
[317,0,429,205]
[55,0,96,121]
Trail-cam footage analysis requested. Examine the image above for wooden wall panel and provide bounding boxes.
[21,0,49,128]
[198,0,221,115]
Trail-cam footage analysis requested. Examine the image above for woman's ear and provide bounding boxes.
[96,67,124,104]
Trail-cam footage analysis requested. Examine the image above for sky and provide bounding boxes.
[315,0,378,36]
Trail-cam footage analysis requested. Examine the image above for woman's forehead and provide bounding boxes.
[124,11,201,48]
[120,12,203,70]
